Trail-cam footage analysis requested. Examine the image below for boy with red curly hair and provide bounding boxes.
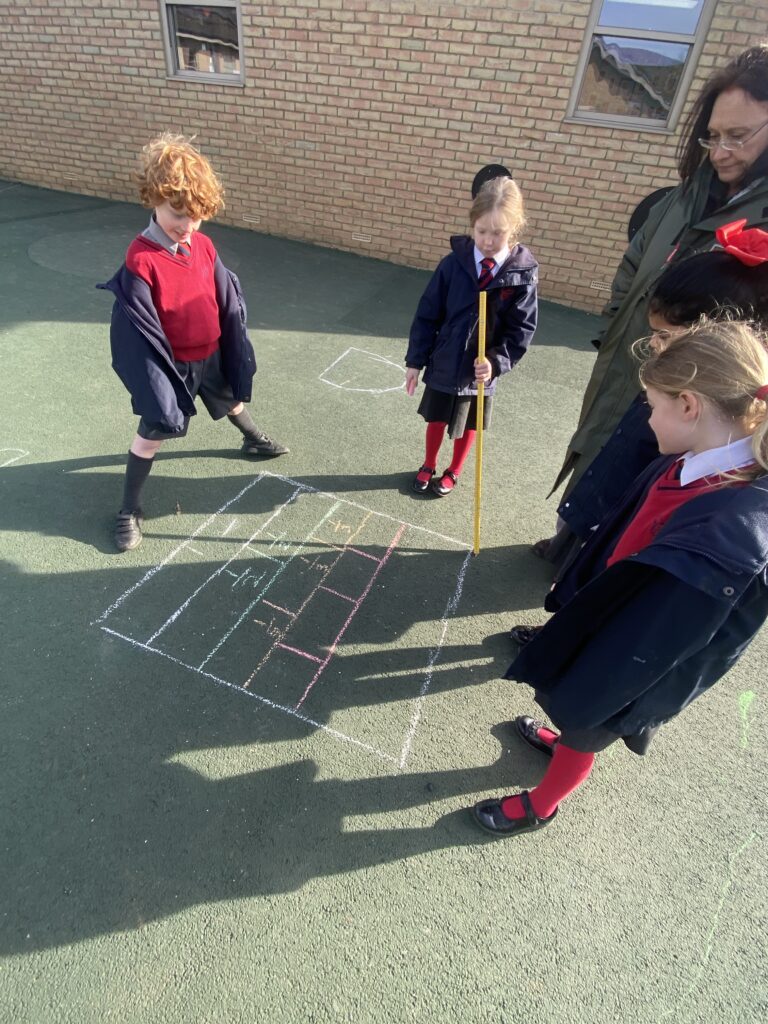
[100,133,287,552]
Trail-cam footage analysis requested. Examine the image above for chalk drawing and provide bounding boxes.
[95,470,470,765]
[0,448,28,469]
[657,831,759,1022]
[318,347,406,394]
[738,690,756,750]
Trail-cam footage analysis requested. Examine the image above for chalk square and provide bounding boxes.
[318,346,405,394]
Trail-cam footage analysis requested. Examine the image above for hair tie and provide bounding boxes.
[755,384,768,401]
[714,219,768,267]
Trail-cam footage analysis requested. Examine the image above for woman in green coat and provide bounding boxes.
[538,45,768,559]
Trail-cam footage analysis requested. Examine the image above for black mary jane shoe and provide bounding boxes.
[471,790,557,838]
[431,468,458,497]
[508,623,543,646]
[514,715,557,757]
[412,465,436,493]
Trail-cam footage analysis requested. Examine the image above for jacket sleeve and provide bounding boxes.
[108,287,187,433]
[593,187,679,348]
[214,257,257,401]
[508,564,732,729]
[486,279,537,377]
[405,259,449,368]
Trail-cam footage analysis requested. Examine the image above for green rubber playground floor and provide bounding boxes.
[0,179,765,1024]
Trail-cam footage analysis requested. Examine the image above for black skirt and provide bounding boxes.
[417,386,493,439]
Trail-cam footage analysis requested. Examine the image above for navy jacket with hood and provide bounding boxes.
[507,456,768,747]
[405,236,538,396]
[97,251,256,434]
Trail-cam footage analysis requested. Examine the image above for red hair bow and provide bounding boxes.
[715,219,768,267]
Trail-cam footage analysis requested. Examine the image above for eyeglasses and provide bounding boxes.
[698,118,768,152]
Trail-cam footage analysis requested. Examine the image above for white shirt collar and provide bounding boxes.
[679,435,755,485]
[473,244,509,276]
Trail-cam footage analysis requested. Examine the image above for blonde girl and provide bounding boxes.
[405,177,538,496]
[473,319,768,838]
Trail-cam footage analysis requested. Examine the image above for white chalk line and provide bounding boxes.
[92,475,266,624]
[96,472,468,631]
[198,599,258,671]
[398,548,473,769]
[0,448,29,469]
[261,470,470,550]
[657,831,760,1021]
[94,472,470,764]
[145,486,313,645]
[318,346,406,394]
[193,499,344,666]
[100,626,399,764]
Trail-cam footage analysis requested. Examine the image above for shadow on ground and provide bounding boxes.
[1,549,548,953]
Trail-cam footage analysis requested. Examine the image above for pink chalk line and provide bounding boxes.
[241,510,373,687]
[99,626,398,764]
[295,522,406,710]
[276,643,324,664]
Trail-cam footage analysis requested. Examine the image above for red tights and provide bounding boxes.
[500,743,595,820]
[416,422,476,488]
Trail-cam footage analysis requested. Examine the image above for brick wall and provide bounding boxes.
[2,0,767,311]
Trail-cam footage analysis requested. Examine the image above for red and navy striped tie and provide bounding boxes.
[478,256,495,290]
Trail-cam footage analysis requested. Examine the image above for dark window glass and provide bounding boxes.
[169,4,240,76]
[576,35,689,121]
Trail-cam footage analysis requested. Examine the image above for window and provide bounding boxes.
[159,1,244,85]
[567,0,716,130]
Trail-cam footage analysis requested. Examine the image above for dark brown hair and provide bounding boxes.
[677,44,768,187]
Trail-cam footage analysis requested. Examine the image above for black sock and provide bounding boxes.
[121,451,154,512]
[228,408,262,441]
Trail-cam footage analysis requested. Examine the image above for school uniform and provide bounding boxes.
[98,217,256,437]
[406,235,537,438]
[507,438,768,754]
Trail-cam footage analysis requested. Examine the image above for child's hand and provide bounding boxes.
[474,358,492,383]
[405,367,420,396]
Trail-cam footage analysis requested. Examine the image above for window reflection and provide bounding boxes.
[598,0,704,34]
[169,4,240,76]
[576,35,689,120]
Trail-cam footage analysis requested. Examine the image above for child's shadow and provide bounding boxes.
[0,715,546,953]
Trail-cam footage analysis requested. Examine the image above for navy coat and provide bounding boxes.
[405,236,537,396]
[507,457,768,746]
[97,255,257,434]
[558,394,658,540]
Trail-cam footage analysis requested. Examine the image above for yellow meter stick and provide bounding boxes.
[473,291,487,556]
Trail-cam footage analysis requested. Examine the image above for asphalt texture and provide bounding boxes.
[0,180,765,1024]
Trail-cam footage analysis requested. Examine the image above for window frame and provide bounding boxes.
[565,0,717,132]
[158,0,245,87]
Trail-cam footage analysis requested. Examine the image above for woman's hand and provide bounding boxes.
[405,367,420,396]
[474,358,492,383]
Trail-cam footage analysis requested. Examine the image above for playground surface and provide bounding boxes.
[0,180,765,1024]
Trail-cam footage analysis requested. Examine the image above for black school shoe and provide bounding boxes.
[241,430,289,456]
[513,715,556,757]
[431,468,458,496]
[412,465,436,493]
[509,623,542,646]
[471,790,557,838]
[114,509,143,552]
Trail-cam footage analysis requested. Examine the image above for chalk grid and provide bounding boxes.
[95,472,471,767]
